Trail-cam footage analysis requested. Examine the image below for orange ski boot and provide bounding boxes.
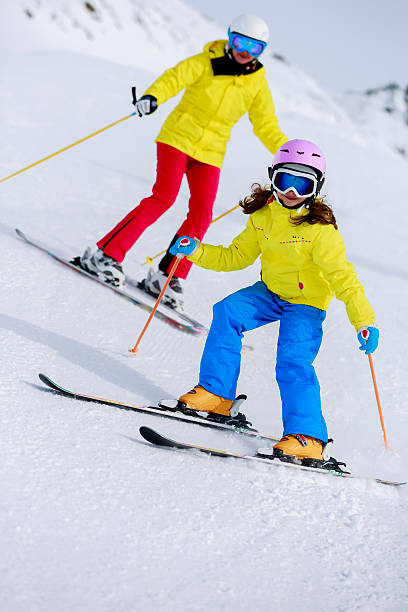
[159,386,250,426]
[258,434,324,467]
[178,386,233,416]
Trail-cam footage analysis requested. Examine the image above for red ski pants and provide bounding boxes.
[97,142,221,279]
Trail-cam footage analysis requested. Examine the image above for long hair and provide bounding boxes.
[239,183,338,229]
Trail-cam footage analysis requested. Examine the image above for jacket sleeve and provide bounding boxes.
[143,53,206,105]
[312,225,375,330]
[187,216,261,271]
[248,78,288,154]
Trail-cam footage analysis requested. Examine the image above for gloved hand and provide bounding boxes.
[357,326,379,355]
[169,236,200,257]
[135,95,158,117]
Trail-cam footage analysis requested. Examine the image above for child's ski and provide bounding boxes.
[139,426,406,487]
[15,228,205,335]
[37,373,280,443]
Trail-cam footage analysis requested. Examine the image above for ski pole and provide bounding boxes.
[362,330,388,449]
[142,205,241,265]
[129,241,189,354]
[367,353,388,450]
[0,112,137,184]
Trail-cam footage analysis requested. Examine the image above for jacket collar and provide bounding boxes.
[206,40,263,76]
[267,196,308,218]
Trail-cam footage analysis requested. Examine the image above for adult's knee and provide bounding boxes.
[148,190,176,211]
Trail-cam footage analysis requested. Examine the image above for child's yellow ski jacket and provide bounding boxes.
[188,199,375,330]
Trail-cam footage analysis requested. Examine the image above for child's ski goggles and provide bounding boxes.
[269,167,318,198]
[228,31,267,58]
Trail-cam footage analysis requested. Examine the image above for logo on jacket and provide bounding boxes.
[255,227,311,245]
[280,235,311,245]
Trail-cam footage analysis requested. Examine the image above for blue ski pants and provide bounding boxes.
[199,281,328,442]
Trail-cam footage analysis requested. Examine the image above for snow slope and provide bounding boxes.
[1,3,407,611]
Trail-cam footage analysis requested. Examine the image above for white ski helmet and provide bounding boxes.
[228,14,269,45]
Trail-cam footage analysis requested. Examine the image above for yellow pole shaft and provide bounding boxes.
[0,113,136,184]
[144,204,241,265]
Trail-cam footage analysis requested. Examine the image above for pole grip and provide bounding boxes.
[175,237,191,258]
[131,86,137,106]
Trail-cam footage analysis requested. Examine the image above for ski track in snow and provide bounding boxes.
[1,7,408,610]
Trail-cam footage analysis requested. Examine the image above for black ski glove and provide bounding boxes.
[135,95,158,117]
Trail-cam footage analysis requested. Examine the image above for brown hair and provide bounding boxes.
[239,183,338,229]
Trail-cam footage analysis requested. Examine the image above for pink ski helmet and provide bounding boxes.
[268,139,326,197]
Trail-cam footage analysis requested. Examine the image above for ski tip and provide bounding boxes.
[139,425,152,438]
[140,425,160,442]
[38,373,58,390]
[38,373,62,392]
[139,425,161,446]
[139,426,180,449]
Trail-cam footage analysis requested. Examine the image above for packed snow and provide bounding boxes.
[1,2,407,610]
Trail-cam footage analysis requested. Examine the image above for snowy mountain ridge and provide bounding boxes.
[2,0,364,136]
[5,0,407,159]
[342,82,408,158]
[365,82,408,119]
[2,0,222,70]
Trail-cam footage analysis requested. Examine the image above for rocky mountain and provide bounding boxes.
[343,82,408,158]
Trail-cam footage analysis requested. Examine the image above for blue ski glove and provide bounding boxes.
[169,236,200,257]
[357,326,379,355]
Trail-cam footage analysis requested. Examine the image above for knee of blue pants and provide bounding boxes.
[211,296,244,336]
[276,360,319,386]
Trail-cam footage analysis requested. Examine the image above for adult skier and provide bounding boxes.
[166,139,379,466]
[79,14,288,309]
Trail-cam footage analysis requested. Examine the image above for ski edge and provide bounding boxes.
[126,276,207,331]
[139,426,407,487]
[16,228,257,349]
[15,228,202,336]
[37,374,280,442]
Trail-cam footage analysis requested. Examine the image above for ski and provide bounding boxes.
[15,228,205,336]
[139,426,407,487]
[38,373,280,443]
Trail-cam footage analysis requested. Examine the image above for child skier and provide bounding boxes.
[79,14,287,309]
[167,139,379,466]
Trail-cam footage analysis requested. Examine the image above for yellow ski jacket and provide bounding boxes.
[188,199,375,330]
[143,40,287,167]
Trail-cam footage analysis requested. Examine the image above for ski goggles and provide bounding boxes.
[228,31,267,58]
[269,167,318,198]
